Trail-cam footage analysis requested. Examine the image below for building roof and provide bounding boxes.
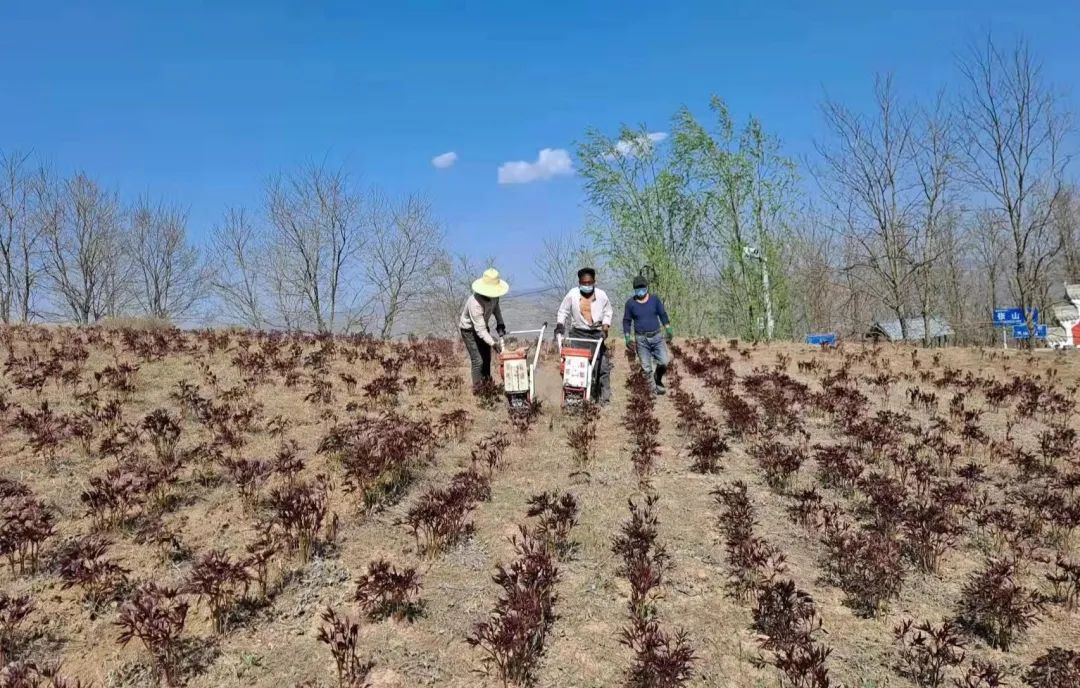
[868,316,954,342]
[1053,303,1080,323]
[1066,284,1080,304]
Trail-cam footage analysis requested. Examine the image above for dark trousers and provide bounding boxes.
[569,327,611,403]
[460,329,492,387]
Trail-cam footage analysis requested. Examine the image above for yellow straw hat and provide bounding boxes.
[472,268,510,298]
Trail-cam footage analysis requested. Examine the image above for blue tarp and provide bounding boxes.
[805,333,838,346]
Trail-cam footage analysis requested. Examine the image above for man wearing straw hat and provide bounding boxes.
[459,268,510,391]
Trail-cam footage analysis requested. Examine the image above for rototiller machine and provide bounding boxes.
[555,332,604,407]
[498,323,605,410]
[498,324,547,411]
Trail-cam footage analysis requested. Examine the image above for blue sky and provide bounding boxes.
[2,0,1078,288]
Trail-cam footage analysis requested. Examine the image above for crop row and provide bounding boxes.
[678,339,1080,687]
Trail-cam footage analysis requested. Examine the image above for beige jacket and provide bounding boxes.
[459,295,504,345]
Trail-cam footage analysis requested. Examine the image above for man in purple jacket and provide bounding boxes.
[622,275,673,395]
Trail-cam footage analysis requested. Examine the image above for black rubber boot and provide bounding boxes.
[654,364,667,394]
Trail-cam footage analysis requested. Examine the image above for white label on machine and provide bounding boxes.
[503,359,530,393]
[563,356,590,388]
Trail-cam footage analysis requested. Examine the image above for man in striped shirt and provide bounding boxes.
[553,267,613,404]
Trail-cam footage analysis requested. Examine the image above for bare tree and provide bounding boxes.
[911,95,959,345]
[263,246,306,331]
[265,163,364,332]
[127,196,207,321]
[532,232,599,293]
[21,166,54,322]
[1052,187,1080,281]
[418,253,490,337]
[0,150,49,321]
[957,34,1072,342]
[365,192,444,338]
[971,209,1008,308]
[933,216,977,342]
[838,235,877,336]
[788,209,845,335]
[40,172,128,324]
[816,75,926,338]
[0,150,32,321]
[210,206,266,328]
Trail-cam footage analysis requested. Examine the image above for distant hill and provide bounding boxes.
[391,287,631,339]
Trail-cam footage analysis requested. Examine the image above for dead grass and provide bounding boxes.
[1,330,1078,687]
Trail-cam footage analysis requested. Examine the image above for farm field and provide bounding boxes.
[2,326,1079,688]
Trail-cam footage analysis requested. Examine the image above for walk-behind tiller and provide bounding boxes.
[556,333,604,407]
[498,324,547,411]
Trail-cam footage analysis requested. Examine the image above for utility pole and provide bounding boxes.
[743,245,774,341]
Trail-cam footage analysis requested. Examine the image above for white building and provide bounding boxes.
[1049,284,1080,348]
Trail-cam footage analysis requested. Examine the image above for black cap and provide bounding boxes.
[633,275,648,289]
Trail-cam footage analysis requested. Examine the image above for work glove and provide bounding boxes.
[492,339,503,353]
[553,323,565,337]
[496,324,507,337]
[624,334,633,350]
[664,326,673,343]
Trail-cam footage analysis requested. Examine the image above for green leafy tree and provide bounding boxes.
[578,125,704,331]
[577,97,798,338]
[672,98,797,339]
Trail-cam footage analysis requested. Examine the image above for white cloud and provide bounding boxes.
[610,131,668,158]
[497,148,573,184]
[431,151,458,169]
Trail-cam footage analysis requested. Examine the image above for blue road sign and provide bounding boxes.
[1012,324,1048,339]
[993,308,1038,326]
[805,333,838,346]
